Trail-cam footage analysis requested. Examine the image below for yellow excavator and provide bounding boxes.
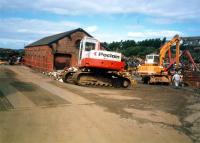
[137,35,181,84]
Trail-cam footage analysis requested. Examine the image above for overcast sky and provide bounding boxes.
[0,0,200,49]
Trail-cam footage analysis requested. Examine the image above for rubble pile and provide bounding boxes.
[43,67,79,83]
[43,70,64,82]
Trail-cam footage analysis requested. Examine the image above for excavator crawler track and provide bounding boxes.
[62,70,132,88]
[73,71,113,87]
[62,71,75,84]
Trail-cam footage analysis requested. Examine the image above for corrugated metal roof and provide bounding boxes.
[25,28,92,48]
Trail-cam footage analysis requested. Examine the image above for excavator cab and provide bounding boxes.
[78,37,99,64]
[145,54,159,65]
[78,37,124,71]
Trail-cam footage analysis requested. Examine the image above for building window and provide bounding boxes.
[75,39,81,49]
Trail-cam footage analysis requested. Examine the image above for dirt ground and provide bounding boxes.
[0,65,199,143]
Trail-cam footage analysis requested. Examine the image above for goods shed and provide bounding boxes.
[24,28,92,71]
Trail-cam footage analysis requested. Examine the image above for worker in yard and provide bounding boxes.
[172,72,181,88]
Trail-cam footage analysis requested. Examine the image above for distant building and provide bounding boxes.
[24,28,92,71]
[182,36,200,46]
[194,47,200,51]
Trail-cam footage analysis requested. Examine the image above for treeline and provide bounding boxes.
[0,48,24,60]
[102,38,199,63]
[103,38,166,57]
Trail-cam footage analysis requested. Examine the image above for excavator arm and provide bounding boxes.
[159,35,181,67]
[164,50,199,72]
[182,50,199,71]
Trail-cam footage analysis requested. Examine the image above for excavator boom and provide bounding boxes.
[159,35,181,67]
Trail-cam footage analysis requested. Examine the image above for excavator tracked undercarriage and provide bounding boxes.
[62,68,133,88]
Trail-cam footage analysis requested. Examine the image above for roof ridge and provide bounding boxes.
[25,28,92,48]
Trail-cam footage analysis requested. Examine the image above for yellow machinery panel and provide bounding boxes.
[138,64,164,75]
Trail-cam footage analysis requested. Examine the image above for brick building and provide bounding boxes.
[24,28,92,71]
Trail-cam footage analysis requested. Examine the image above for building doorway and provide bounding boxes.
[54,53,72,70]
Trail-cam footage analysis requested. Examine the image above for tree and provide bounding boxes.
[105,38,164,58]
[162,37,166,45]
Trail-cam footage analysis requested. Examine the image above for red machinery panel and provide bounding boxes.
[80,58,125,71]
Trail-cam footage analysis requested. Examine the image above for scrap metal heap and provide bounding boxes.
[183,71,200,88]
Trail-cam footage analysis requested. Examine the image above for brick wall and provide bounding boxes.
[51,31,89,66]
[24,46,54,72]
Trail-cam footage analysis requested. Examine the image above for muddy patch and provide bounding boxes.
[11,81,70,107]
[11,81,37,92]
[50,81,188,120]
[125,108,181,126]
[0,90,14,111]
[0,68,17,79]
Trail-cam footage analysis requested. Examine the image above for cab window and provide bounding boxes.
[147,55,153,59]
[154,56,159,63]
[85,42,95,51]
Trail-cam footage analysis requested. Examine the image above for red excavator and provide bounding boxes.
[62,37,135,88]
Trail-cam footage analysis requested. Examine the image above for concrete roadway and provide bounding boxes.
[0,65,192,143]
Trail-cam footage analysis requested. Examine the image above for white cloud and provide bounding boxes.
[93,32,129,42]
[0,18,80,41]
[0,18,81,48]
[127,30,183,40]
[148,18,175,25]
[0,18,117,48]
[1,0,199,21]
[0,18,80,36]
[0,38,33,49]
[85,26,98,33]
[125,24,146,32]
[0,38,31,43]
